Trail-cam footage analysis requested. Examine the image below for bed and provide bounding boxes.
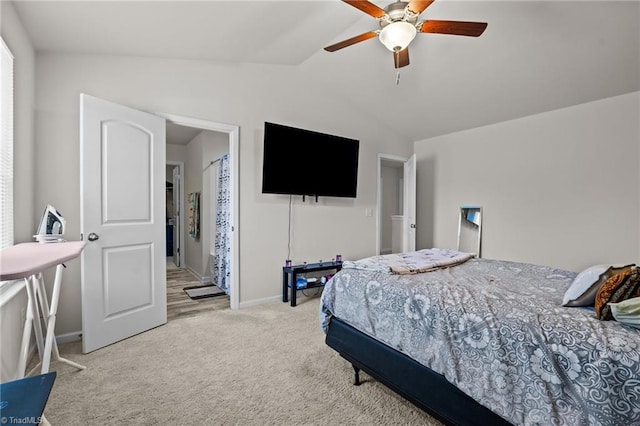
[319,250,640,426]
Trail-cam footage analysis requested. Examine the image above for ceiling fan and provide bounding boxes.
[324,0,488,69]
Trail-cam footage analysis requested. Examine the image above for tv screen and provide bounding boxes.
[261,122,359,198]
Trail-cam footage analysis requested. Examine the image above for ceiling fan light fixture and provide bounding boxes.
[379,21,417,52]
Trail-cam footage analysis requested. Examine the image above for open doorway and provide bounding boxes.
[376,154,416,255]
[378,156,404,255]
[161,114,240,312]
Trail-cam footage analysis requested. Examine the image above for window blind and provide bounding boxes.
[0,38,14,249]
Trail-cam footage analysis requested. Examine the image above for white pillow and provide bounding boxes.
[609,297,640,329]
[562,263,635,307]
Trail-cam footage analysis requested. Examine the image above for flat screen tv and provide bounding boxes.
[261,122,359,198]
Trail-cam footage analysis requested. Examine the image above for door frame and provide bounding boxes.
[376,153,412,255]
[166,160,184,268]
[158,113,240,310]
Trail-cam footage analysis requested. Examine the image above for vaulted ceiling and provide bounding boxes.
[10,0,640,141]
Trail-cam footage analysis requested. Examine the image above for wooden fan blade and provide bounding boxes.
[407,0,436,15]
[394,48,410,69]
[343,0,386,19]
[420,20,488,37]
[324,31,378,52]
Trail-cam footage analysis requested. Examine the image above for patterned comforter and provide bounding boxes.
[319,257,640,426]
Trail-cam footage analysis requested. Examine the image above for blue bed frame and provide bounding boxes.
[325,317,512,426]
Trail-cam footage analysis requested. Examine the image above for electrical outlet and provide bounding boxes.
[365,208,373,217]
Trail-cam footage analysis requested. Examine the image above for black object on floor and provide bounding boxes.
[183,285,226,300]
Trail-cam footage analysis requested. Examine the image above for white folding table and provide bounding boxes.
[0,241,86,378]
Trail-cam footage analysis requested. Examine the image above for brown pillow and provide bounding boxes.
[563,263,635,307]
[595,267,640,320]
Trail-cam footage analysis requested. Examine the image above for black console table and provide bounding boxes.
[282,260,342,307]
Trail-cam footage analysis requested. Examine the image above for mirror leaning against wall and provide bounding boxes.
[457,206,482,257]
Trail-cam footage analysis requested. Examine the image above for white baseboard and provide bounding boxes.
[56,331,82,345]
[238,295,281,309]
[184,265,204,283]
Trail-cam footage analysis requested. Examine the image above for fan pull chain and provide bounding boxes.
[396,71,400,85]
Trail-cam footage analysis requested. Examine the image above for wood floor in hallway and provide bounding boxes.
[166,259,230,321]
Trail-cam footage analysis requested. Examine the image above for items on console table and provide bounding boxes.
[282,258,342,307]
[0,241,87,379]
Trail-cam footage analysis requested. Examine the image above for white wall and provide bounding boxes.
[415,92,640,272]
[24,52,411,336]
[0,0,36,382]
[184,131,204,277]
[166,143,186,165]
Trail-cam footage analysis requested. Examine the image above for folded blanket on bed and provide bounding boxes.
[342,248,475,275]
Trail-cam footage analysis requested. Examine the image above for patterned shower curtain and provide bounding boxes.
[211,154,231,294]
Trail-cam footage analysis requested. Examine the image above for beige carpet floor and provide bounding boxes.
[44,298,443,425]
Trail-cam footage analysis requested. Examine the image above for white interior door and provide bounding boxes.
[80,93,167,353]
[402,154,416,252]
[172,166,181,267]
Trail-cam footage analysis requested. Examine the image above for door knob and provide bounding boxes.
[88,232,99,241]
